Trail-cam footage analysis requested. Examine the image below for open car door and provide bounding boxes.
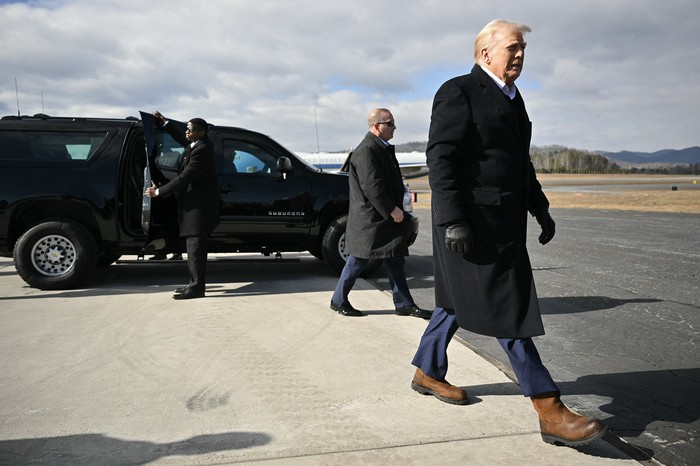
[138,111,185,257]
[140,111,156,232]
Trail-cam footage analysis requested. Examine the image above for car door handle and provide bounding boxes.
[220,183,234,193]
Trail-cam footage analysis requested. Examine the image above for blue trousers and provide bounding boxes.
[332,256,414,309]
[411,307,559,397]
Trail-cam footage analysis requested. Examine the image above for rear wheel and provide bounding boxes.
[14,220,98,290]
[321,215,381,276]
[308,244,323,261]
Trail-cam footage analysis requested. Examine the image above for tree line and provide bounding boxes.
[394,142,699,175]
[531,147,618,173]
[530,146,699,174]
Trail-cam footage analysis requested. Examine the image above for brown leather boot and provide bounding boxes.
[411,368,469,405]
[531,393,608,446]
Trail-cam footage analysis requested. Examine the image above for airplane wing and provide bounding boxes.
[396,164,429,179]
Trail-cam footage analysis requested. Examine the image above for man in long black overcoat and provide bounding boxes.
[330,108,430,319]
[146,112,220,299]
[410,20,608,447]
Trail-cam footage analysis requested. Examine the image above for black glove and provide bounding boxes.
[445,222,474,255]
[535,210,555,245]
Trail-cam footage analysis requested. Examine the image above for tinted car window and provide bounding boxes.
[0,131,107,161]
[153,131,184,170]
[221,139,279,176]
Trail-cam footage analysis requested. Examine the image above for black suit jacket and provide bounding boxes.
[158,124,220,237]
[427,64,549,338]
[346,132,407,259]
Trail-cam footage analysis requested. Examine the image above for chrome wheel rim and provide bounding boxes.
[30,234,77,276]
[338,232,349,261]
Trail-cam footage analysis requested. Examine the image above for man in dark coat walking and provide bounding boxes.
[146,111,220,300]
[410,20,608,447]
[330,108,430,319]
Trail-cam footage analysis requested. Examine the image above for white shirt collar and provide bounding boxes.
[480,65,517,100]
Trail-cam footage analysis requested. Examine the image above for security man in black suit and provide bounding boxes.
[146,112,220,300]
[330,108,431,319]
[410,20,608,447]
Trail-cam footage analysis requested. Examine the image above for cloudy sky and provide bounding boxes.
[1,0,698,154]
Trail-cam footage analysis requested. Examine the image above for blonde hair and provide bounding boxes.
[474,19,531,64]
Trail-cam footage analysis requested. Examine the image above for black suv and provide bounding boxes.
[0,113,418,289]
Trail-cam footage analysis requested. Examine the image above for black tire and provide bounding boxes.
[308,246,324,261]
[14,220,99,290]
[321,215,382,276]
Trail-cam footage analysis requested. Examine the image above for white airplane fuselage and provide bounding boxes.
[295,151,428,179]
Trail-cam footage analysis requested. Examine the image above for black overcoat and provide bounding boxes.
[427,64,550,338]
[346,132,408,259]
[158,125,220,237]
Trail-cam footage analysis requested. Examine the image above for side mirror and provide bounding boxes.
[277,156,293,178]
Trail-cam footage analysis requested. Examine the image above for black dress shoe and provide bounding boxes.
[396,304,433,319]
[173,288,205,300]
[330,300,364,317]
[174,286,189,294]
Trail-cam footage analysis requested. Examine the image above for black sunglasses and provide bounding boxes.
[377,120,395,127]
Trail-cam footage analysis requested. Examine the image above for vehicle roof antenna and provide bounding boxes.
[15,77,21,116]
[314,107,320,153]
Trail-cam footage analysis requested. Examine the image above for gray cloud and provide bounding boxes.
[1,0,698,152]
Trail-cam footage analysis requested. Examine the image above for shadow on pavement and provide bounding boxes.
[540,296,663,314]
[0,257,340,300]
[0,253,440,300]
[0,431,272,466]
[572,368,700,464]
[467,368,699,464]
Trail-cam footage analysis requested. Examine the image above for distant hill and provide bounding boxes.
[395,141,427,152]
[597,147,700,164]
[393,143,700,166]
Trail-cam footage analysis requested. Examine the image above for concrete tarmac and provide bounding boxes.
[0,255,637,465]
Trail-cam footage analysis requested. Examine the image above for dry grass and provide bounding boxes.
[544,190,699,213]
[407,174,700,214]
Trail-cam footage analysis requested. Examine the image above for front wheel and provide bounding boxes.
[14,220,98,290]
[320,215,381,276]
